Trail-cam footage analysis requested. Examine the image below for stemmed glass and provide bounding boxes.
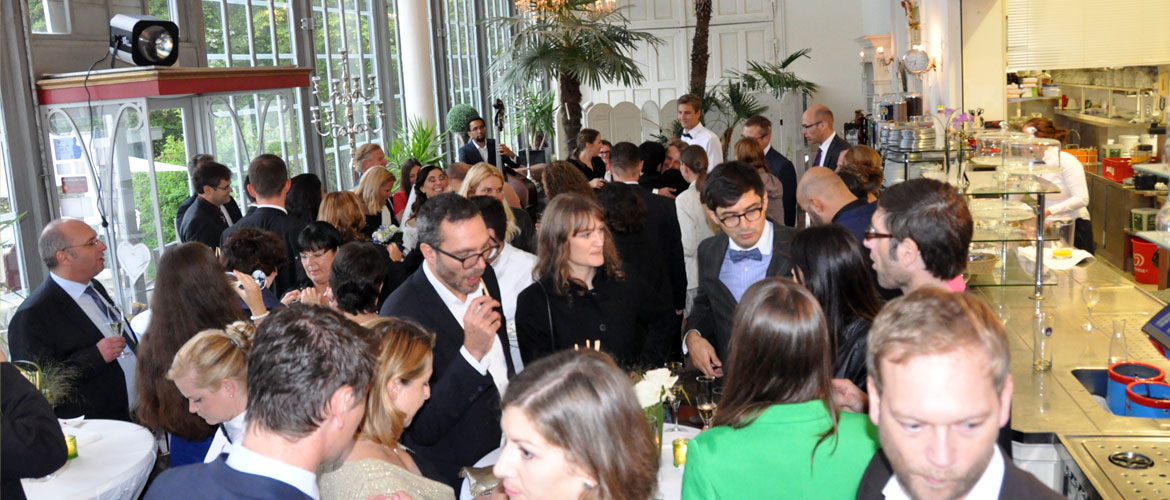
[696,375,716,431]
[1082,285,1100,331]
[665,362,684,431]
[109,320,133,359]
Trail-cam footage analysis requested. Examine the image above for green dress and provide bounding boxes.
[681,400,880,500]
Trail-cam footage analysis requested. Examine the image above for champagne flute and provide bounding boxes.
[110,320,133,359]
[696,375,716,430]
[664,362,684,430]
[1082,285,1100,331]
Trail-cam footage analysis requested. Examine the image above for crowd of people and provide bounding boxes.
[1,96,1072,500]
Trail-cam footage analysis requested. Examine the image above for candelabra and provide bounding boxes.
[307,0,385,177]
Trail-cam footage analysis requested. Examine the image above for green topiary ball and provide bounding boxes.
[446,103,481,134]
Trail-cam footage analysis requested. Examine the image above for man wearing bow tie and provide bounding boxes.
[677,94,723,171]
[683,162,795,378]
[9,218,138,421]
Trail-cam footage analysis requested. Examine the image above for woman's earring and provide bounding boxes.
[584,481,595,490]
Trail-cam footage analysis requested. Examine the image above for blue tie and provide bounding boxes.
[84,285,138,352]
[729,248,763,263]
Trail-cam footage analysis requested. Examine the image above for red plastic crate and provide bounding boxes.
[1103,157,1133,183]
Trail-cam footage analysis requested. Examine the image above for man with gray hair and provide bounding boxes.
[380,193,517,488]
[9,218,138,421]
[145,305,376,499]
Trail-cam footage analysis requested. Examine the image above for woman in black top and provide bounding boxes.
[515,193,674,369]
[790,224,882,388]
[567,128,608,187]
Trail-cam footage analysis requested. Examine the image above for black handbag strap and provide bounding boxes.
[536,281,555,352]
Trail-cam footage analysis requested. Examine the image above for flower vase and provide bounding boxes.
[644,402,664,449]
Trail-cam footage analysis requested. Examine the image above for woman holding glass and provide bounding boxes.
[318,318,455,500]
[494,349,657,500]
[281,222,342,306]
[167,321,255,462]
[681,278,879,499]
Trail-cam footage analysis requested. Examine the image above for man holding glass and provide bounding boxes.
[9,218,138,421]
[683,162,796,378]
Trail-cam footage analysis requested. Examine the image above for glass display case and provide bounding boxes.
[970,130,1026,170]
[1002,135,1063,176]
[966,176,1063,298]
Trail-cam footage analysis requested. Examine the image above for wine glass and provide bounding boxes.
[665,362,684,431]
[109,320,133,359]
[1082,285,1100,331]
[696,375,716,430]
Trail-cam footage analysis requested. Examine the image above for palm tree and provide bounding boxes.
[712,49,819,157]
[689,0,713,97]
[490,1,662,151]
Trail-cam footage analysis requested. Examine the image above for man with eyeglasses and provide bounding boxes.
[176,154,242,237]
[379,193,517,489]
[684,161,796,378]
[802,104,850,171]
[180,160,236,250]
[862,178,973,295]
[9,218,138,421]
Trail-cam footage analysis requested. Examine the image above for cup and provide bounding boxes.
[1110,319,1129,366]
[1033,312,1054,371]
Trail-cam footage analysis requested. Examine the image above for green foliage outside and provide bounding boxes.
[387,118,446,189]
[132,171,189,252]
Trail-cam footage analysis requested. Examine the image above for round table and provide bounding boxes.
[22,419,157,500]
[459,425,702,500]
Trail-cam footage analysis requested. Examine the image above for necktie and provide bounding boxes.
[682,132,693,139]
[729,248,763,263]
[219,423,233,444]
[814,148,823,167]
[84,285,138,352]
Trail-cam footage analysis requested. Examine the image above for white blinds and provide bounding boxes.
[1006,0,1170,71]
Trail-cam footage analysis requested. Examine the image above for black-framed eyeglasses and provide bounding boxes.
[864,227,892,240]
[801,121,822,130]
[212,183,233,192]
[62,238,102,251]
[717,206,764,228]
[432,240,501,269]
[299,249,335,261]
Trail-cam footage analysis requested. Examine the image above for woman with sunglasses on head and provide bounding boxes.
[514,194,674,369]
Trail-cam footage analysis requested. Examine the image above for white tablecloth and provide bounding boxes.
[459,425,702,500]
[22,419,157,500]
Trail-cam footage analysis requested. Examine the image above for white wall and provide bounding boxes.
[961,0,1006,121]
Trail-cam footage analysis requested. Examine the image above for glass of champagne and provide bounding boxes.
[696,375,716,430]
[665,362,684,431]
[110,320,133,359]
[1082,285,1100,331]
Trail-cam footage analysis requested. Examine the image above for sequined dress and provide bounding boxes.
[319,458,455,500]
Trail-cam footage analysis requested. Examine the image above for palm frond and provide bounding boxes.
[728,50,819,99]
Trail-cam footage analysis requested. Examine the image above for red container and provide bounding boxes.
[1103,157,1133,183]
[1133,237,1159,284]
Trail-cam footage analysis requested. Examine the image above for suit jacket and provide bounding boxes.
[807,134,851,172]
[686,221,796,361]
[180,197,229,250]
[765,148,798,227]
[8,279,130,421]
[856,447,1065,500]
[221,207,308,297]
[1,363,69,500]
[177,194,242,231]
[633,185,687,310]
[144,455,312,500]
[379,265,516,489]
[457,139,518,169]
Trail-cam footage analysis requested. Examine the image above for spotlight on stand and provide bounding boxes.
[109,14,179,67]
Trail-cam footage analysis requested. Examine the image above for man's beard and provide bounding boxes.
[436,258,480,295]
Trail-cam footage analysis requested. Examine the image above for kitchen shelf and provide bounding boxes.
[1054,110,1150,128]
[1008,96,1059,103]
[1052,82,1155,92]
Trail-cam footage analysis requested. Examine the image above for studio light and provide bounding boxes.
[109,14,179,67]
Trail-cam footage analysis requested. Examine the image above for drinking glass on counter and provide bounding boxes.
[1109,319,1129,366]
[696,375,716,430]
[1033,312,1054,372]
[1082,285,1100,331]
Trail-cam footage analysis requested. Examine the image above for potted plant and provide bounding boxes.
[387,118,445,188]
[513,86,557,151]
[446,103,481,145]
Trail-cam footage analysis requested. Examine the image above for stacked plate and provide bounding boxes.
[900,127,936,150]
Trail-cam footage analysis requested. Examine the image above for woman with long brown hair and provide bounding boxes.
[514,194,673,368]
[494,349,657,500]
[681,278,878,499]
[135,242,250,467]
[734,138,785,224]
[318,191,369,243]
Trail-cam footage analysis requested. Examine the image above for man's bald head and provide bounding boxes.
[806,104,834,127]
[801,105,835,144]
[797,167,857,225]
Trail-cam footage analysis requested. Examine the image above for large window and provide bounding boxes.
[0,86,28,339]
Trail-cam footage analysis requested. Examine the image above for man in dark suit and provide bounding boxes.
[858,289,1062,500]
[743,115,798,227]
[180,160,235,250]
[176,154,242,236]
[458,116,519,169]
[610,142,687,318]
[802,104,851,172]
[221,154,307,297]
[145,305,375,500]
[2,361,69,500]
[684,162,796,377]
[380,193,517,489]
[8,219,138,421]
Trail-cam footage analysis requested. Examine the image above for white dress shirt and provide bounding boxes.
[49,272,137,409]
[421,261,510,396]
[204,411,247,462]
[251,204,288,214]
[490,243,537,373]
[882,446,1006,500]
[682,122,724,171]
[816,132,838,167]
[1040,150,1091,221]
[225,442,320,500]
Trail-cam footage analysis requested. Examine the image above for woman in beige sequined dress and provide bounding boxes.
[319,319,455,500]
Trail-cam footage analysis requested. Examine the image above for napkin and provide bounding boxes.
[1017,246,1094,272]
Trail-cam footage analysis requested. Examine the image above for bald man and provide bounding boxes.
[802,104,851,172]
[797,167,876,242]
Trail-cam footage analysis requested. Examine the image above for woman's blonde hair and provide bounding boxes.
[166,321,255,392]
[353,167,396,215]
[459,163,519,242]
[318,191,367,242]
[358,318,436,447]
